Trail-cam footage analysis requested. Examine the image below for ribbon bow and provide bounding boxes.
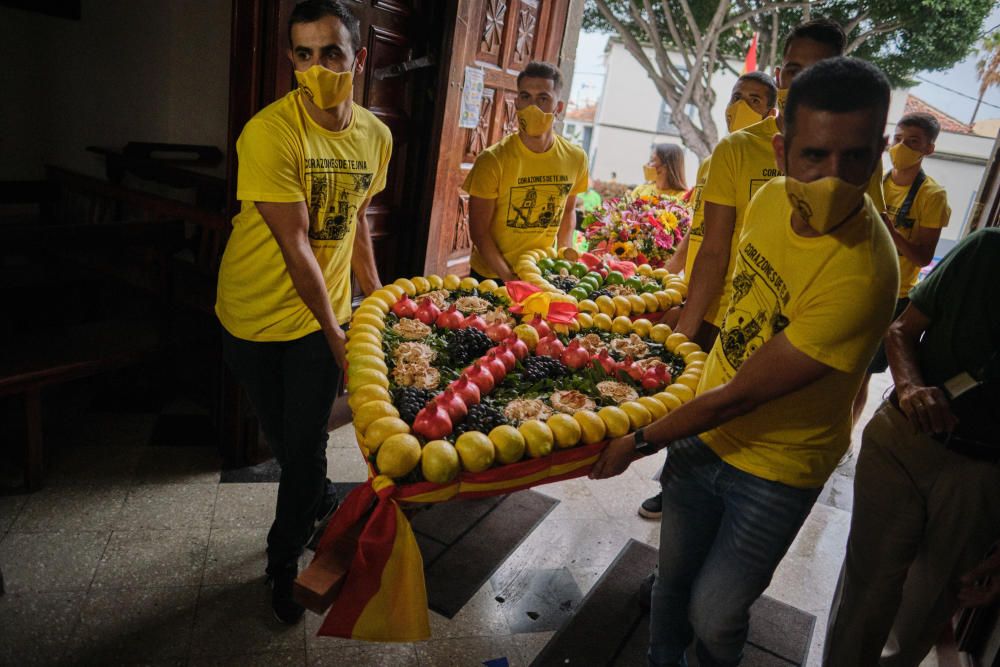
[505,281,579,324]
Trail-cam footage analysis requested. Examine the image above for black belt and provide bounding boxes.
[887,391,1000,463]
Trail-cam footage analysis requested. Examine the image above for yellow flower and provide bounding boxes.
[611,241,637,259]
[657,210,679,231]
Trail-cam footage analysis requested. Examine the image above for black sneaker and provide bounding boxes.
[267,567,304,625]
[639,572,655,611]
[638,492,662,519]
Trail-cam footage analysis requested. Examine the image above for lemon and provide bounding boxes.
[352,313,385,331]
[621,401,652,429]
[652,268,669,280]
[685,350,708,364]
[346,323,381,340]
[641,292,661,313]
[364,416,410,452]
[353,400,399,432]
[654,391,683,412]
[576,313,594,329]
[493,286,510,301]
[627,294,647,314]
[345,333,381,351]
[422,440,460,483]
[479,279,499,293]
[676,373,702,392]
[577,299,599,314]
[460,276,479,291]
[426,274,444,289]
[346,342,383,360]
[631,318,653,338]
[550,293,575,304]
[360,297,390,314]
[612,295,632,317]
[595,295,616,317]
[574,410,607,444]
[488,425,526,464]
[650,323,672,343]
[376,433,422,478]
[663,288,684,306]
[513,324,540,350]
[666,383,695,403]
[353,305,386,322]
[637,263,653,276]
[638,396,667,420]
[655,290,674,311]
[441,274,461,290]
[456,431,496,472]
[382,284,405,299]
[348,384,391,411]
[519,420,554,458]
[547,413,582,449]
[686,360,705,371]
[368,289,396,310]
[347,368,389,393]
[598,406,630,438]
[665,332,689,353]
[593,313,614,331]
[557,320,580,335]
[411,276,431,294]
[612,316,633,335]
[393,278,417,296]
[666,281,688,297]
[348,356,388,375]
[675,341,701,357]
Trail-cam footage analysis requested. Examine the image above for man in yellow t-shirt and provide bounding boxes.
[678,19,886,353]
[678,72,778,281]
[590,58,898,665]
[215,0,391,625]
[464,61,589,281]
[852,111,951,422]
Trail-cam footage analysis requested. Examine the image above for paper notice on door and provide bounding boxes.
[459,67,485,129]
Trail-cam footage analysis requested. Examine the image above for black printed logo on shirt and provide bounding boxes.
[505,178,573,230]
[305,164,373,242]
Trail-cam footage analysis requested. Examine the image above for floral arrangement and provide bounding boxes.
[582,193,691,268]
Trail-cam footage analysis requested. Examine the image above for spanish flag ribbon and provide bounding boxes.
[504,281,579,324]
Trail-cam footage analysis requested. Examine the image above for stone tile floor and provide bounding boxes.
[1,370,940,666]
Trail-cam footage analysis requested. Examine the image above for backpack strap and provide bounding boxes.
[884,169,926,226]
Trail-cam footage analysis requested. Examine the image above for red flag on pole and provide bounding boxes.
[742,32,758,74]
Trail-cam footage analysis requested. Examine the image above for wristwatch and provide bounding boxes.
[633,427,655,455]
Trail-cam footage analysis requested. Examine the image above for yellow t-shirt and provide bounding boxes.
[464,133,588,278]
[697,178,899,489]
[216,92,392,341]
[884,172,950,297]
[700,117,782,326]
[630,183,685,199]
[684,157,712,278]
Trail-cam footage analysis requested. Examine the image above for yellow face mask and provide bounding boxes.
[889,142,924,170]
[643,165,658,182]
[776,87,789,115]
[517,105,554,137]
[784,176,868,234]
[294,64,354,110]
[725,99,762,133]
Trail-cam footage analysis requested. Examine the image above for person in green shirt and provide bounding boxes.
[825,228,1000,666]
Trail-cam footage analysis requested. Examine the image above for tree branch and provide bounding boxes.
[678,0,703,53]
[656,0,694,73]
[721,1,828,33]
[635,0,686,87]
[843,10,870,37]
[768,11,780,73]
[846,19,908,54]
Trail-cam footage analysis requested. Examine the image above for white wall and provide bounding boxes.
[0,0,231,182]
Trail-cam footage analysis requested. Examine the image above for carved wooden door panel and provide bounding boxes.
[422,0,571,277]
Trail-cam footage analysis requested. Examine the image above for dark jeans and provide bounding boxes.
[221,328,341,574]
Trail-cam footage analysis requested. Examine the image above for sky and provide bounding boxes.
[570,6,1000,126]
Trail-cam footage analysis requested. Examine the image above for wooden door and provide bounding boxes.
[226,0,445,285]
[422,0,572,277]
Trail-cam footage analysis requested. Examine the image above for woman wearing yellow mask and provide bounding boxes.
[632,143,688,200]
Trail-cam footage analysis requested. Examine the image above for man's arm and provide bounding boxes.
[590,333,832,479]
[675,202,737,338]
[557,194,578,250]
[351,197,382,296]
[469,196,515,281]
[883,213,941,267]
[885,303,958,434]
[256,201,347,370]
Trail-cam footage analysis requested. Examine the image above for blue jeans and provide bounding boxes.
[649,437,821,666]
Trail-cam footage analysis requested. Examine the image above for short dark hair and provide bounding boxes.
[897,112,941,143]
[783,18,846,57]
[288,0,361,54]
[784,57,890,146]
[737,71,778,108]
[517,61,564,93]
